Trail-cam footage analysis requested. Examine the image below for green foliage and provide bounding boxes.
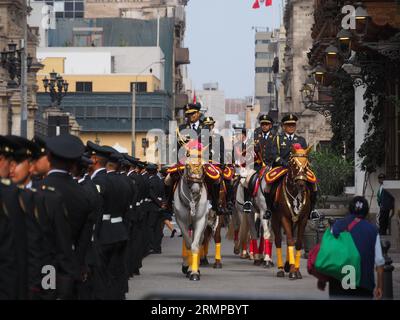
[330,70,355,161]
[310,150,354,201]
[357,51,388,173]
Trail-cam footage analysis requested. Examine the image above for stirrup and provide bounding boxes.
[263,209,272,220]
[309,210,320,220]
[243,201,253,213]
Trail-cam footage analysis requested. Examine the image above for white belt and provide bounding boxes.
[129,205,133,209]
[111,217,123,223]
[136,202,141,206]
[157,197,162,201]
[103,214,111,221]
[145,198,151,202]
[140,200,144,204]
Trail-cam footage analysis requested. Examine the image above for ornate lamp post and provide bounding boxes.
[42,71,69,109]
[1,41,33,88]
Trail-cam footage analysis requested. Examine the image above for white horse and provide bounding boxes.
[173,161,209,281]
[234,166,274,267]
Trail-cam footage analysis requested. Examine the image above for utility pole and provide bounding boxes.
[20,0,29,138]
[132,85,136,157]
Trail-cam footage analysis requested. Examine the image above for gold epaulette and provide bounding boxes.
[1,178,11,186]
[41,185,56,192]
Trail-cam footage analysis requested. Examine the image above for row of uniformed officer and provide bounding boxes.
[0,133,163,300]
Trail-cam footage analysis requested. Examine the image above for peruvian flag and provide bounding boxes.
[252,0,272,9]
[193,90,197,104]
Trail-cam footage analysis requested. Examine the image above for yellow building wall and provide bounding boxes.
[37,74,161,93]
[40,57,65,74]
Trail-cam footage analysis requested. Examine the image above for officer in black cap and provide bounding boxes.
[202,116,226,215]
[254,114,276,170]
[176,103,208,162]
[30,135,50,187]
[0,135,23,299]
[124,154,145,276]
[146,163,166,254]
[273,114,307,167]
[40,134,94,299]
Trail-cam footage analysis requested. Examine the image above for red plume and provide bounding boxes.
[252,0,260,9]
[293,143,302,150]
[266,0,272,6]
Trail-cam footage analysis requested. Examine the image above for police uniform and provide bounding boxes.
[176,103,208,162]
[273,114,307,167]
[254,114,276,170]
[39,134,94,299]
[146,163,166,254]
[203,116,226,215]
[125,155,145,276]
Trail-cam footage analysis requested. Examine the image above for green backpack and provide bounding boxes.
[315,218,361,287]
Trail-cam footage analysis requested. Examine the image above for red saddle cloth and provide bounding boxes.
[204,163,221,180]
[250,166,268,197]
[265,166,288,185]
[166,163,185,174]
[222,165,234,181]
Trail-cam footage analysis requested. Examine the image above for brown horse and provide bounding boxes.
[271,145,313,280]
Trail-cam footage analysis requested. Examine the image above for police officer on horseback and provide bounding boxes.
[264,113,319,220]
[242,114,276,213]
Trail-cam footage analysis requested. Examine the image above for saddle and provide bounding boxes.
[265,166,317,185]
[248,166,269,197]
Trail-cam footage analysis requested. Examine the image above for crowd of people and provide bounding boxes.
[0,133,174,300]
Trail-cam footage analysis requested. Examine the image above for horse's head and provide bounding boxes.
[288,144,312,189]
[184,160,205,196]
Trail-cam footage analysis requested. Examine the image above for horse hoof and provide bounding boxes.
[296,271,302,279]
[190,273,200,281]
[249,254,254,261]
[253,260,262,266]
[240,253,249,259]
[182,265,189,275]
[277,270,285,278]
[234,248,240,255]
[213,262,222,269]
[289,272,297,280]
[186,271,191,278]
[263,261,274,269]
[284,261,290,273]
[200,257,209,266]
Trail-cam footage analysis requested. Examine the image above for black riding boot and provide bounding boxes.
[243,187,253,213]
[211,183,224,215]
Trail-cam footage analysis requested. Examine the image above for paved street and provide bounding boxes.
[127,227,330,300]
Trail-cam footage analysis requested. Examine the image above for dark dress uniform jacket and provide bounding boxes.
[41,172,93,279]
[177,122,208,161]
[148,174,166,211]
[98,171,129,244]
[254,128,276,167]
[208,132,225,165]
[273,133,307,167]
[0,181,18,299]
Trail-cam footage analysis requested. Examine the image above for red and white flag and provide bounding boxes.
[193,90,197,104]
[252,0,272,9]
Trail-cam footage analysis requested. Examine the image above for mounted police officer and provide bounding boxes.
[202,116,226,215]
[267,114,319,220]
[242,114,276,213]
[176,103,207,163]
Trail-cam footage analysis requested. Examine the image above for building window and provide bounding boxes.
[76,82,92,92]
[256,52,273,59]
[35,0,85,18]
[255,67,272,73]
[255,39,271,45]
[130,82,148,93]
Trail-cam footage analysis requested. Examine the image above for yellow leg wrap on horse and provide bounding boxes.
[191,253,199,273]
[276,248,283,268]
[215,243,222,261]
[295,250,302,269]
[188,251,193,266]
[288,246,295,265]
[286,246,289,263]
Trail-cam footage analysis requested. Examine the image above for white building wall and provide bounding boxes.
[197,84,225,130]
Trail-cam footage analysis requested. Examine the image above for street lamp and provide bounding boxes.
[1,41,33,88]
[354,2,370,39]
[336,29,352,59]
[325,42,340,71]
[312,64,327,85]
[42,71,69,109]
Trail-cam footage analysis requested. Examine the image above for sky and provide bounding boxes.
[185,0,283,99]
